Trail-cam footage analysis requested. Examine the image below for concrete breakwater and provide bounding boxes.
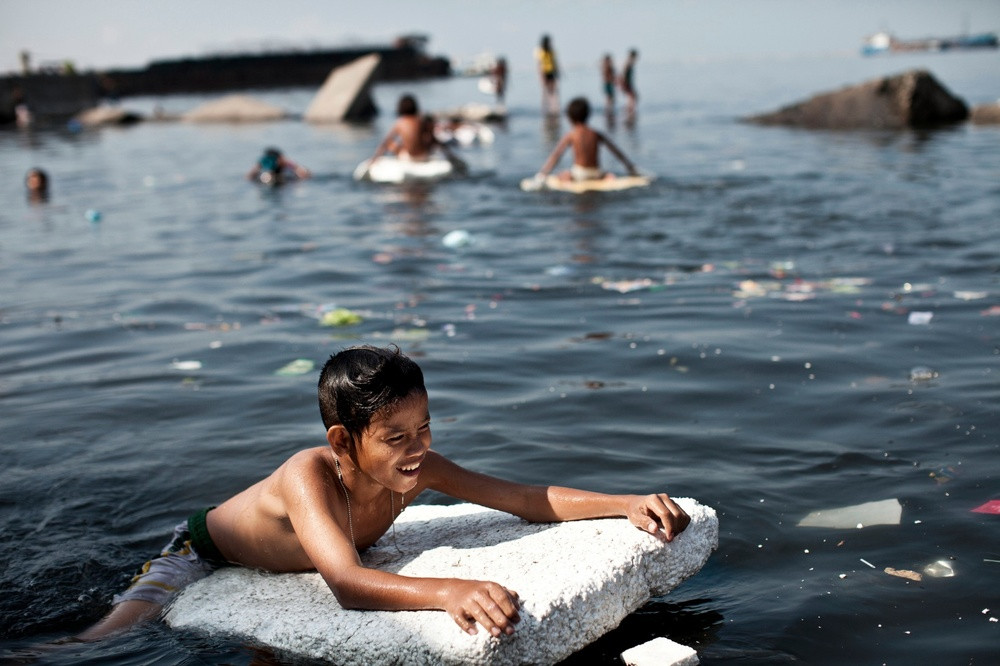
[1,39,449,124]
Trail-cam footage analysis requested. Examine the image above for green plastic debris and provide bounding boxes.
[320,308,363,327]
[275,359,315,376]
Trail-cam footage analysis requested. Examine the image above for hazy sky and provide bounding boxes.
[2,0,998,73]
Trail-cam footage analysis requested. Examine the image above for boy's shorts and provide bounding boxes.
[112,507,228,607]
[571,164,605,181]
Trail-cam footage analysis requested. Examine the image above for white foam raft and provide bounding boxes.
[165,499,717,665]
[354,156,454,183]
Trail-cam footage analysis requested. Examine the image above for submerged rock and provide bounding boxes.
[970,101,1000,124]
[73,105,143,127]
[182,94,289,123]
[746,69,968,129]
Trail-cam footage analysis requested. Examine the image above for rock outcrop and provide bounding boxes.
[746,69,969,129]
[304,54,381,123]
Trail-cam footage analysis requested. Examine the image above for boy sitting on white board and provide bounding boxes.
[76,345,689,641]
[535,96,640,182]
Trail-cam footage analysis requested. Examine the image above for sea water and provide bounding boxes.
[1,52,998,665]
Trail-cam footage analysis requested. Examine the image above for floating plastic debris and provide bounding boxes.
[601,278,657,294]
[620,636,699,666]
[320,308,363,327]
[907,311,933,325]
[909,366,938,381]
[923,559,955,578]
[885,567,922,582]
[275,359,314,376]
[171,360,202,371]
[442,230,472,248]
[928,465,960,484]
[971,500,1000,515]
[85,209,102,223]
[981,305,1000,317]
[797,499,902,529]
[954,291,988,301]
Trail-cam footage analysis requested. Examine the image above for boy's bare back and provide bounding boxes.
[387,115,432,160]
[206,447,351,572]
[565,124,603,168]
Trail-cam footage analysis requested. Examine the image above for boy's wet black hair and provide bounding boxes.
[567,97,590,124]
[397,94,419,117]
[318,345,426,445]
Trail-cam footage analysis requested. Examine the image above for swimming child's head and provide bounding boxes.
[318,345,426,447]
[25,167,48,196]
[397,94,419,117]
[566,97,590,124]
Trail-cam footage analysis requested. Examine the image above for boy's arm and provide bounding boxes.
[284,458,520,636]
[537,134,572,176]
[598,131,640,175]
[423,451,689,541]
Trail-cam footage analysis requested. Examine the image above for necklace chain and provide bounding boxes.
[334,457,402,553]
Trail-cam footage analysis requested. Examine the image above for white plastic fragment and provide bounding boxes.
[170,360,202,371]
[442,229,473,248]
[797,499,902,529]
[621,636,699,666]
[923,559,955,578]
[907,311,933,325]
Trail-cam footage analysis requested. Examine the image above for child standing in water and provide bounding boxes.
[534,97,640,182]
[534,34,560,115]
[601,54,616,113]
[76,345,688,640]
[621,49,639,117]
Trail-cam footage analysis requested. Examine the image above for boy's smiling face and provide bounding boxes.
[354,390,431,494]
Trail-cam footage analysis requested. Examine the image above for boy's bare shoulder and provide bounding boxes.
[276,447,337,485]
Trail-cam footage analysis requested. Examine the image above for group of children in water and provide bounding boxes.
[33,41,664,645]
[248,88,640,188]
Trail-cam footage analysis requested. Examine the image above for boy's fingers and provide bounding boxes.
[645,494,689,541]
[453,611,477,635]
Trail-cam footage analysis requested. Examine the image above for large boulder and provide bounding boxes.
[746,69,968,129]
[304,54,380,123]
[182,94,289,123]
[970,101,1000,125]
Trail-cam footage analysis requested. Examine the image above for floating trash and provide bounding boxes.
[85,209,102,223]
[797,499,902,529]
[909,366,938,381]
[171,360,202,371]
[954,291,988,301]
[320,308,363,327]
[275,359,314,376]
[907,311,933,325]
[442,230,473,248]
[884,567,922,582]
[599,278,658,294]
[923,559,955,578]
[971,500,1000,515]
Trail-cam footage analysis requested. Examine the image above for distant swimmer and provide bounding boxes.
[25,167,49,202]
[533,97,639,183]
[247,147,310,185]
